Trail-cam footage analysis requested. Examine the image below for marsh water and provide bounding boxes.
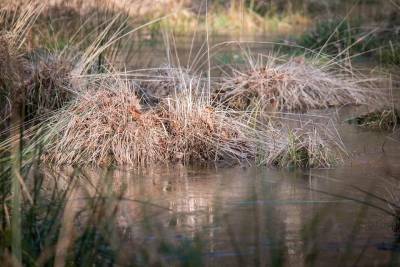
[55,37,400,266]
[61,106,400,266]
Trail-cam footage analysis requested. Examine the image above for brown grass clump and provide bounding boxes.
[215,57,376,113]
[43,75,252,166]
[44,79,154,166]
[25,51,75,120]
[41,71,345,168]
[0,39,75,124]
[153,88,251,163]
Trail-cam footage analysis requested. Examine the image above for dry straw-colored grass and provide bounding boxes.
[215,55,380,113]
[25,52,75,120]
[0,38,75,125]
[43,72,253,166]
[38,67,347,168]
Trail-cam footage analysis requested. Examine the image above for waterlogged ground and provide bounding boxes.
[47,106,400,266]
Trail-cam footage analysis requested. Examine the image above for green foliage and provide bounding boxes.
[379,42,400,66]
[293,17,400,64]
[346,108,400,131]
[273,130,310,169]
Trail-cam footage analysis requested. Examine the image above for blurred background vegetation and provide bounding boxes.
[8,0,396,65]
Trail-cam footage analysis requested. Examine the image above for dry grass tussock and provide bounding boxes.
[37,68,347,168]
[215,55,380,113]
[43,74,253,166]
[25,51,75,120]
[0,39,75,126]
